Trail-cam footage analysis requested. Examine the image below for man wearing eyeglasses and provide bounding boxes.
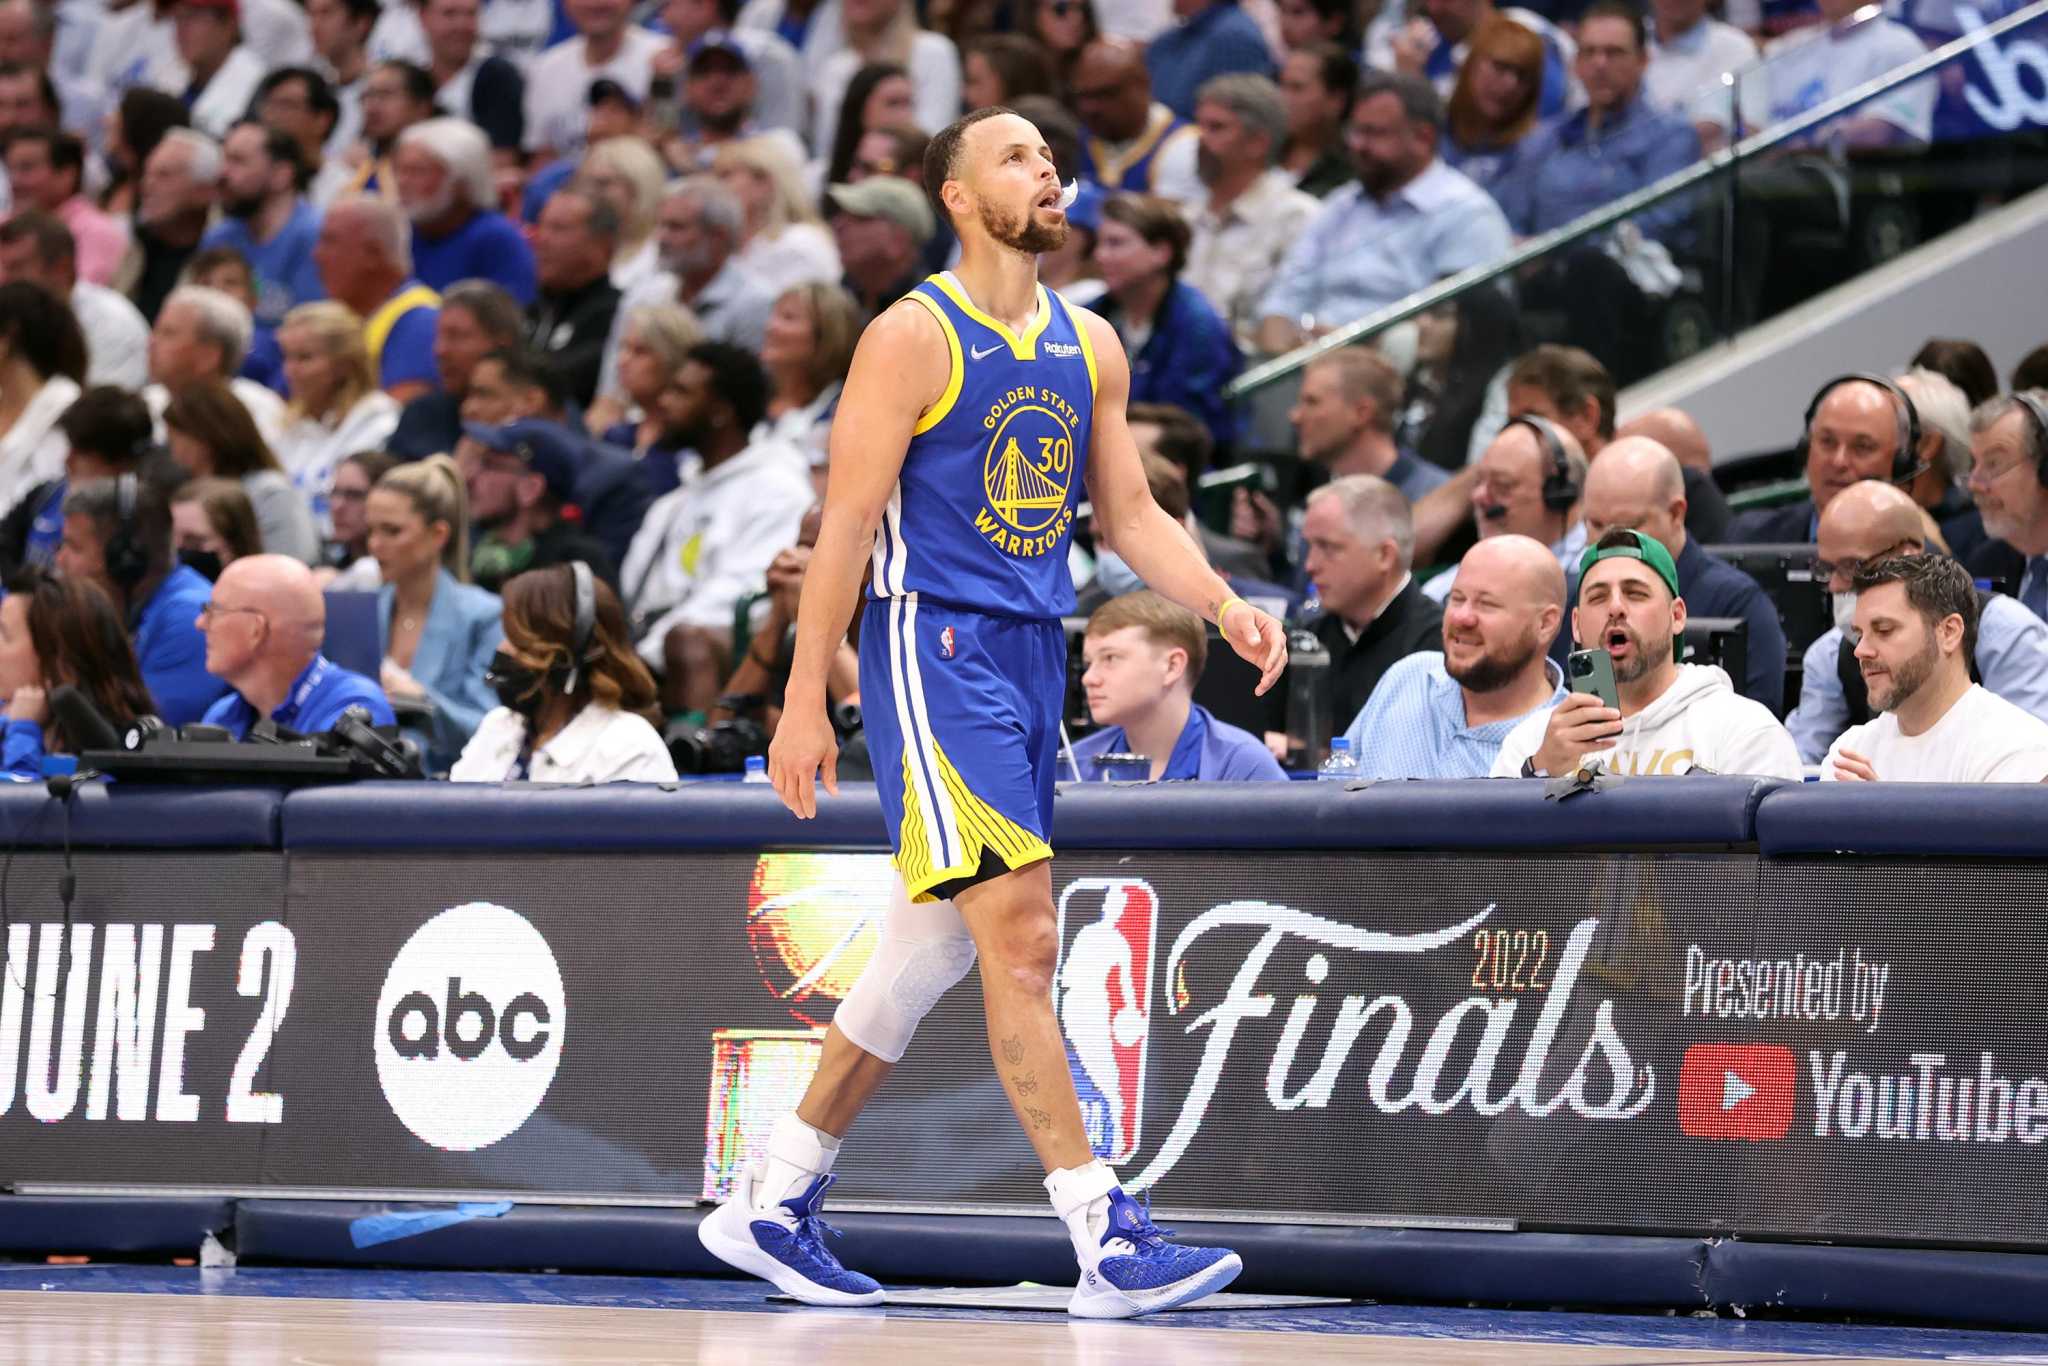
[196,554,393,739]
[1785,479,2048,764]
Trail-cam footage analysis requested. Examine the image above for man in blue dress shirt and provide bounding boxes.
[1344,535,1566,778]
[55,477,229,726]
[1145,0,1274,120]
[1073,591,1286,781]
[197,555,394,738]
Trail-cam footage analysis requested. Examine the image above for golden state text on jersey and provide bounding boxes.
[868,272,1098,619]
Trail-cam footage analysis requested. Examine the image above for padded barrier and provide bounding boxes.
[278,776,1783,853]
[231,1199,1709,1306]
[1702,1238,2048,1330]
[1755,782,2048,857]
[0,1196,233,1256]
[0,783,282,849]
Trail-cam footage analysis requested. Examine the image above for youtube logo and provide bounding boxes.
[1678,1044,1795,1140]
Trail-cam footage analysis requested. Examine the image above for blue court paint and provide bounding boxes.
[348,1202,515,1250]
[4,1265,2048,1360]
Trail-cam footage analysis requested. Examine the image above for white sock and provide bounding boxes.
[754,1113,841,1212]
[1044,1159,1120,1268]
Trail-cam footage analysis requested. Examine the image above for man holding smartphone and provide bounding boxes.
[1490,529,1803,780]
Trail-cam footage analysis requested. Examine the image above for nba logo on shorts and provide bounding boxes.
[939,626,956,659]
[1053,878,1158,1163]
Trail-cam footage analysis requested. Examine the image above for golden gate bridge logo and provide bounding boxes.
[982,404,1076,536]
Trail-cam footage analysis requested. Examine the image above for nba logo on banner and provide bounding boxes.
[1053,878,1158,1163]
[939,626,956,659]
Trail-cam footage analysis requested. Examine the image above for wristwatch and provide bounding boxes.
[1520,757,1541,778]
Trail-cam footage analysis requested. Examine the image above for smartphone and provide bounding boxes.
[1567,648,1620,711]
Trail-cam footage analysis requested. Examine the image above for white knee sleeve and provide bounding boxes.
[833,874,977,1063]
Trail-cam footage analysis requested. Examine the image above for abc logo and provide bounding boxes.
[375,903,565,1151]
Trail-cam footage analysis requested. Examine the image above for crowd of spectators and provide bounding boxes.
[0,0,2036,787]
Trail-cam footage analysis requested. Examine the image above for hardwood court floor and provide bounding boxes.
[4,1270,2046,1365]
[0,1291,1967,1365]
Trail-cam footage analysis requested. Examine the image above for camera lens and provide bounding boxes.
[1571,655,1591,675]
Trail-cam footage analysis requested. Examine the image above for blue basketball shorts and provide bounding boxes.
[858,594,1065,903]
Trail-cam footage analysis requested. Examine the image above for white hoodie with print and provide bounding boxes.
[1489,664,1805,781]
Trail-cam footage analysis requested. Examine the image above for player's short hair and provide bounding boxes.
[923,105,1016,228]
[1086,589,1208,685]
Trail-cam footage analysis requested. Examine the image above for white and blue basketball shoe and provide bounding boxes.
[1060,1184,1244,1318]
[698,1170,885,1306]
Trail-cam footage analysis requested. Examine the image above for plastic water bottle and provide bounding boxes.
[743,755,770,783]
[1319,736,1359,783]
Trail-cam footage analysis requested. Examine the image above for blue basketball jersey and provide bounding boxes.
[871,272,1098,620]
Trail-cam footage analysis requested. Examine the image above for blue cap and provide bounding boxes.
[463,419,581,507]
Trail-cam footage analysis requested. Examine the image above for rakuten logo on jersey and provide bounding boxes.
[375,904,564,1151]
[1678,1043,1795,1141]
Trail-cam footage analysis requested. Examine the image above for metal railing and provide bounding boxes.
[1226,0,2048,399]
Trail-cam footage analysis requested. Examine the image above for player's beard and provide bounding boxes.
[977,196,1068,255]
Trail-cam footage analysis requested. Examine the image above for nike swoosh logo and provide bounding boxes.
[970,342,1005,360]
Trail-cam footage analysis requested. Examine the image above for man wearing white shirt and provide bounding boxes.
[1825,553,2048,782]
[174,0,270,139]
[307,0,377,158]
[143,284,290,451]
[619,340,810,708]
[1183,73,1318,348]
[1646,0,1765,150]
[93,0,310,101]
[1762,0,1935,147]
[523,0,667,162]
[0,212,149,389]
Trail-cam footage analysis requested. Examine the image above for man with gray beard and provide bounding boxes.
[591,175,774,420]
[1342,534,1568,778]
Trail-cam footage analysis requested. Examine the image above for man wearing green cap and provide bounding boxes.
[1490,527,1803,780]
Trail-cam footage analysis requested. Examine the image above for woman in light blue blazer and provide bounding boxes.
[368,454,502,772]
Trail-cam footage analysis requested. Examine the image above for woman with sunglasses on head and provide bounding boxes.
[451,562,677,783]
[0,568,158,780]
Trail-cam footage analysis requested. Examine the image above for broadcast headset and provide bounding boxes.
[1482,415,1581,523]
[1798,374,1925,484]
[562,560,598,694]
[104,471,151,593]
[2008,388,2048,486]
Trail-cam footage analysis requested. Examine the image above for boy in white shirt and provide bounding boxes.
[1825,553,2048,783]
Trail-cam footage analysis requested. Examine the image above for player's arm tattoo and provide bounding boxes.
[1001,1035,1024,1064]
[1015,1071,1039,1095]
[1025,1105,1052,1130]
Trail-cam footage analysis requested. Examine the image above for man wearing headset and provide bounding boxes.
[1966,390,2048,624]
[53,474,229,726]
[1724,375,1925,545]
[1421,415,1588,602]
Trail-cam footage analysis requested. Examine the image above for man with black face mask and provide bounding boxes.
[457,418,618,594]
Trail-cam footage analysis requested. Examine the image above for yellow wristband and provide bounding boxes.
[1216,596,1248,631]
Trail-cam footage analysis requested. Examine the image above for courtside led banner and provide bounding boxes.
[3,847,2045,1248]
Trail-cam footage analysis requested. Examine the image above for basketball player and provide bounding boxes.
[697,107,1287,1318]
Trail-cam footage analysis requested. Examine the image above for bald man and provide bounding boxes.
[1572,436,1787,711]
[1070,39,1203,203]
[197,554,395,739]
[1726,379,1922,545]
[1784,481,2048,762]
[1342,534,1568,778]
[1616,407,1712,472]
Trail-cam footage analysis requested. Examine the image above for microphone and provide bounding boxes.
[1479,504,1509,521]
[49,685,122,752]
